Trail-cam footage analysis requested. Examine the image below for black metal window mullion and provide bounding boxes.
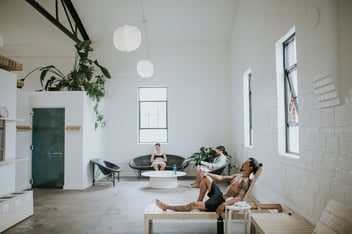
[248,73,253,146]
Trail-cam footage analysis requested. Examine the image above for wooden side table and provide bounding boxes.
[225,202,251,234]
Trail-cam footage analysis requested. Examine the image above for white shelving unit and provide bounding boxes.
[1,67,33,231]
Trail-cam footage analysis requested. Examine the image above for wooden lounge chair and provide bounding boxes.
[144,163,278,234]
[242,165,283,212]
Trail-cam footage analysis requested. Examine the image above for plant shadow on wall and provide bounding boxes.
[19,40,111,129]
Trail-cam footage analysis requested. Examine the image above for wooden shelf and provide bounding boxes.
[0,157,30,165]
[0,55,23,71]
[16,125,32,131]
[0,118,23,122]
[65,125,81,131]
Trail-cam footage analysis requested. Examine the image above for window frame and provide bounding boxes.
[283,34,299,155]
[138,87,168,144]
[275,26,299,157]
[243,69,253,147]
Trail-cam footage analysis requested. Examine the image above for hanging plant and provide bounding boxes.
[20,40,111,129]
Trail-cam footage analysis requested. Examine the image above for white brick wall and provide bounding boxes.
[230,0,352,226]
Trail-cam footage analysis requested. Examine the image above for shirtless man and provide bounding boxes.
[156,157,259,215]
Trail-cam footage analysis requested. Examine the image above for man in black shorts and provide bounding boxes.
[156,157,259,215]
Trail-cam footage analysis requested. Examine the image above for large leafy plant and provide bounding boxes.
[21,40,111,129]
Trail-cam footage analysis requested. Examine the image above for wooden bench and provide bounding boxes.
[250,199,352,234]
[144,203,244,234]
[250,213,314,234]
[143,165,284,234]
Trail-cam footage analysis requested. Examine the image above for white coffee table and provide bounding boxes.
[141,171,186,188]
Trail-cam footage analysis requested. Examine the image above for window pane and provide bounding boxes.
[288,126,299,153]
[284,37,296,68]
[139,87,168,143]
[140,102,167,128]
[285,83,299,125]
[139,87,167,101]
[140,129,167,143]
[288,69,298,96]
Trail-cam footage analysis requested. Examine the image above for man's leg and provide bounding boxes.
[196,174,213,201]
[156,199,206,211]
[191,168,201,186]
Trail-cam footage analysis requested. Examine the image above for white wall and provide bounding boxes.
[12,39,232,177]
[95,41,232,175]
[0,69,17,196]
[15,90,31,191]
[230,0,352,225]
[23,91,103,189]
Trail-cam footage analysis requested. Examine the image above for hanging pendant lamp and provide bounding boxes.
[137,60,154,78]
[113,25,141,52]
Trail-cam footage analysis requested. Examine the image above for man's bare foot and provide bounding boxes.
[191,183,200,188]
[156,199,168,211]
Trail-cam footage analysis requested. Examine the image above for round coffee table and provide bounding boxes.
[141,171,186,188]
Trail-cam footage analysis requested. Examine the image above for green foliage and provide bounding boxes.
[186,146,232,166]
[186,147,218,165]
[21,40,111,129]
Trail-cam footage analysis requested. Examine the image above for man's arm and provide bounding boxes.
[202,172,238,182]
[202,172,224,181]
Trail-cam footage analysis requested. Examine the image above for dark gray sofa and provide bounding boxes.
[129,154,189,179]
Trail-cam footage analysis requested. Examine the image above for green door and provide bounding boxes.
[32,108,65,188]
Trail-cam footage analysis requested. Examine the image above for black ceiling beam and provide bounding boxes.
[25,0,90,43]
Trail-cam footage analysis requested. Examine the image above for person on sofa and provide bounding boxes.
[156,157,260,215]
[191,145,228,188]
[150,143,167,170]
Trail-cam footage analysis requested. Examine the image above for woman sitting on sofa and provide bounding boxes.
[150,143,167,171]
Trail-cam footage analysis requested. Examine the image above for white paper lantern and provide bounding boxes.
[137,60,154,78]
[113,25,141,52]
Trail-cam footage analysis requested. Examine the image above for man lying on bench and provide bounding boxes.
[156,157,260,216]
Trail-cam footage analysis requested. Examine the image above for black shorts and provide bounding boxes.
[204,181,224,211]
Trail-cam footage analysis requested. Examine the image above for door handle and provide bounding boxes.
[51,152,63,155]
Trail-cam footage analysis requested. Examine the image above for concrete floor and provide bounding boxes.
[3,177,246,234]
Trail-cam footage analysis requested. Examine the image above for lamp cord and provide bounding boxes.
[140,0,150,58]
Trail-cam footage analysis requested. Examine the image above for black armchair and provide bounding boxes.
[91,159,121,186]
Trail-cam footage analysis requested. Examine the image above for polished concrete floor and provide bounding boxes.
[4,177,247,234]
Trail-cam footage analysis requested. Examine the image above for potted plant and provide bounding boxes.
[20,40,111,129]
[185,146,232,166]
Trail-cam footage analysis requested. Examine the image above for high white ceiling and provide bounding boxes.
[0,0,238,47]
